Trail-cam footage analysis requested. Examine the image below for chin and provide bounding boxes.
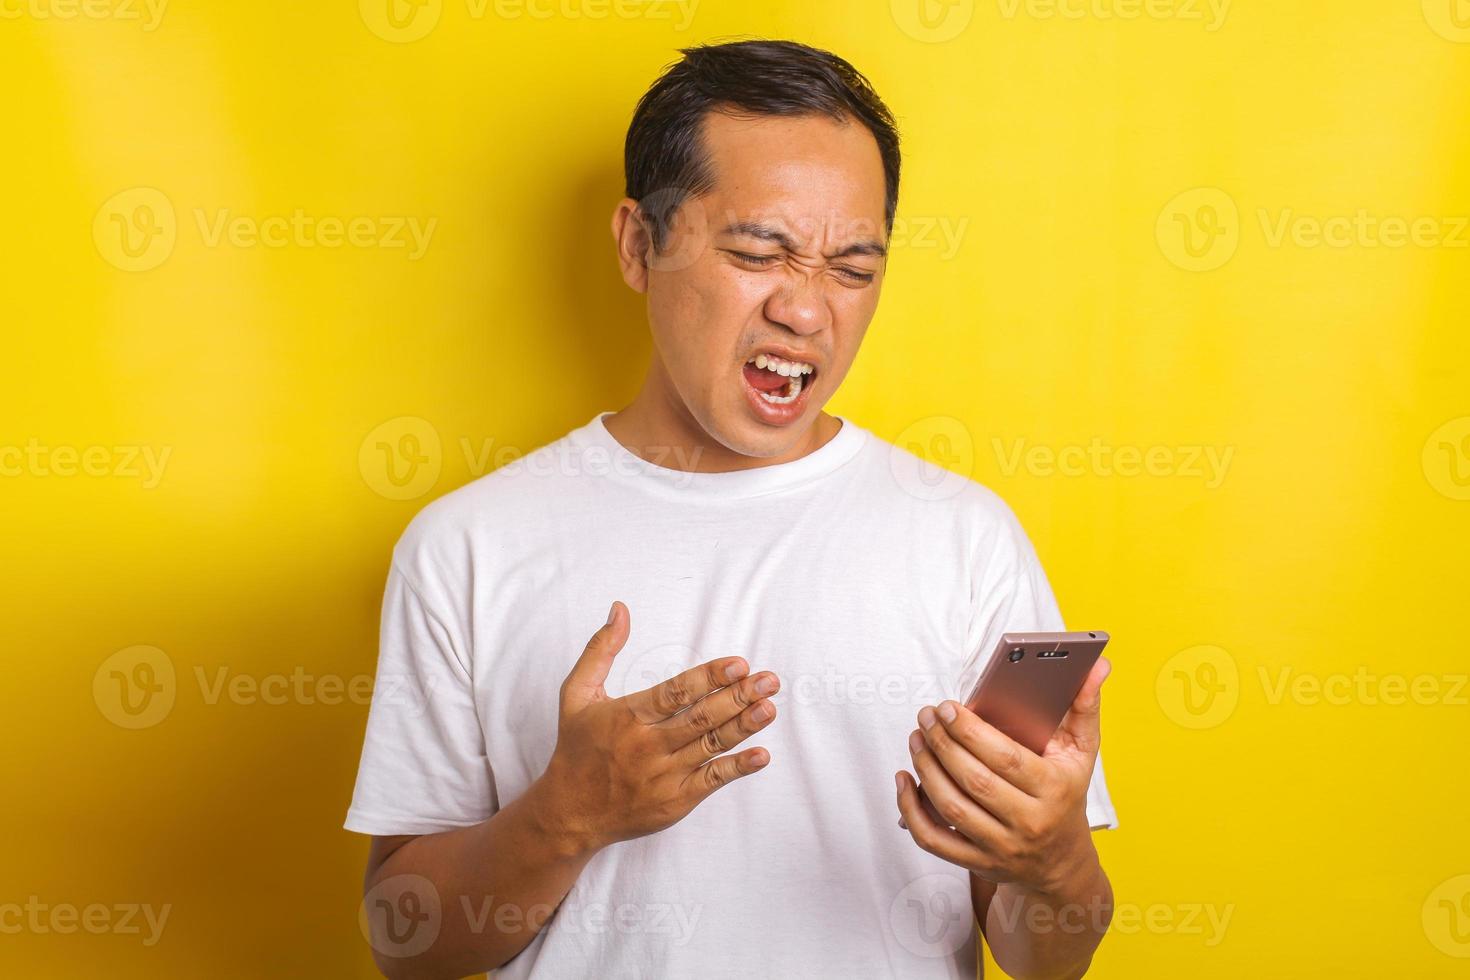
[674,356,832,461]
[706,402,818,460]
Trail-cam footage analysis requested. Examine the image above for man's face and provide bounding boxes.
[623,110,889,459]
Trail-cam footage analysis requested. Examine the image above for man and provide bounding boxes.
[346,39,1117,979]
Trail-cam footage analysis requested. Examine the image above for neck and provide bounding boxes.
[604,361,839,473]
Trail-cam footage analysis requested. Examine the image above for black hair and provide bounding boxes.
[623,39,901,251]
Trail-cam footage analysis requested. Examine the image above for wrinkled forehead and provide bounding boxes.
[696,110,889,253]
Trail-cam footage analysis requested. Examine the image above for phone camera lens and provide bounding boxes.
[1008,648,1024,663]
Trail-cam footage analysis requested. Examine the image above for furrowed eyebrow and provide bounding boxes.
[721,221,888,260]
[832,240,888,259]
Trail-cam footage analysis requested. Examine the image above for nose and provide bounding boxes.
[762,275,832,337]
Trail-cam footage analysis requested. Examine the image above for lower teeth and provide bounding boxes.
[757,372,804,405]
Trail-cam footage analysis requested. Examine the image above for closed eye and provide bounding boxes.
[725,250,780,268]
[834,266,876,285]
[726,250,877,286]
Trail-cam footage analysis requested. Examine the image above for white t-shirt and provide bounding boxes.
[346,411,1117,979]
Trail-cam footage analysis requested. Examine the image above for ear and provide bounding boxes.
[611,198,651,294]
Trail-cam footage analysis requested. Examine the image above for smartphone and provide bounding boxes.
[962,631,1109,754]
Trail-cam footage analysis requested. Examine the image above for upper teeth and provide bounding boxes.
[748,353,814,377]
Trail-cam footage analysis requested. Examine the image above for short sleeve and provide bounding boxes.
[343,562,498,835]
[955,502,1119,831]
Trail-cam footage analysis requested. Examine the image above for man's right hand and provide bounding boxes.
[532,600,779,853]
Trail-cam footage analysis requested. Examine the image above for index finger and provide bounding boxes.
[933,700,1049,797]
[622,657,748,723]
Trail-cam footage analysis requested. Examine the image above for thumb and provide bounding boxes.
[1051,656,1110,759]
[560,601,629,711]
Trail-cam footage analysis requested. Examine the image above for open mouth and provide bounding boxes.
[742,352,816,406]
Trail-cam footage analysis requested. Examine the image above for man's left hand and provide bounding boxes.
[894,657,1110,897]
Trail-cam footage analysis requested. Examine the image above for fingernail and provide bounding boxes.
[908,730,924,754]
[755,674,778,696]
[894,772,904,793]
[938,701,957,723]
[897,817,908,829]
[606,603,617,625]
[752,701,774,722]
[724,661,745,683]
[918,705,937,730]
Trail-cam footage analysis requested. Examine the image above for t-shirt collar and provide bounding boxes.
[577,410,866,500]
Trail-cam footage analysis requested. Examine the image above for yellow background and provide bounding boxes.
[4,0,1468,975]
